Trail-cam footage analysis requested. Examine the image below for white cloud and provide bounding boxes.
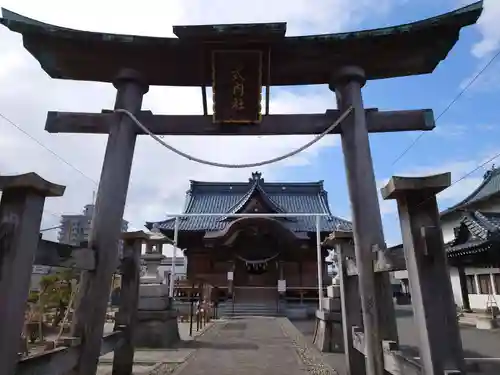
[470,0,500,59]
[378,151,500,218]
[458,0,500,92]
[0,0,402,241]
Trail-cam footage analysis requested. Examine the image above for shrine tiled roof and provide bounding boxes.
[388,211,500,259]
[146,172,352,235]
[447,211,500,258]
[441,166,500,217]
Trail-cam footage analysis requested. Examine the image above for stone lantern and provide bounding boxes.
[134,239,180,348]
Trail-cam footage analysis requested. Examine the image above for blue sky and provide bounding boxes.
[0,0,498,248]
[270,0,500,246]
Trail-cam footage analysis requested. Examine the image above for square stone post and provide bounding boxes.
[331,230,367,375]
[70,69,149,375]
[381,173,466,374]
[330,66,398,375]
[0,173,65,375]
[112,231,147,375]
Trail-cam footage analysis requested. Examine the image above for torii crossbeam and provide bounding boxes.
[45,108,435,136]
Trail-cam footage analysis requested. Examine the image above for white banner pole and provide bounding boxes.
[316,215,324,310]
[169,217,179,298]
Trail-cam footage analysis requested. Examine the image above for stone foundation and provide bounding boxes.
[476,316,498,330]
[134,309,180,348]
[312,310,343,353]
[135,253,181,348]
[313,285,343,353]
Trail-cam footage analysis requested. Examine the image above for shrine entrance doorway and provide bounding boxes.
[208,216,300,305]
[233,254,280,303]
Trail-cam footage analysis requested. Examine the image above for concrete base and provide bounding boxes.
[326,285,341,298]
[312,310,343,353]
[286,307,308,320]
[134,310,180,348]
[476,316,498,330]
[394,294,411,305]
[323,297,341,312]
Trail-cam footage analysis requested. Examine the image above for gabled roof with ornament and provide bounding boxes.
[387,210,500,261]
[447,210,500,258]
[145,172,351,235]
[441,165,500,217]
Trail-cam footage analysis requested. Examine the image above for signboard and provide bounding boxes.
[278,279,286,293]
[212,50,262,124]
[227,271,234,281]
[32,265,51,275]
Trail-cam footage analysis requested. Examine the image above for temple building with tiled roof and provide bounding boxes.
[441,165,500,243]
[447,211,500,261]
[146,172,350,313]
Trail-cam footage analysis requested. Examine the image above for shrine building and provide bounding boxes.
[146,172,351,310]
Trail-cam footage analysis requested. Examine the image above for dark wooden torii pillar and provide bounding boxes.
[69,69,149,375]
[331,66,399,375]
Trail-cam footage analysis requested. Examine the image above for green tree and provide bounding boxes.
[39,269,77,327]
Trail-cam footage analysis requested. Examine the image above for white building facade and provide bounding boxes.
[158,256,188,284]
[58,204,129,246]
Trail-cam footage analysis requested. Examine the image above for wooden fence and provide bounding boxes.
[0,172,148,375]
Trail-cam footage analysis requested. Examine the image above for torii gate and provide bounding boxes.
[0,2,482,375]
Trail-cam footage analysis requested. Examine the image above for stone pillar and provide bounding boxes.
[457,266,472,312]
[156,242,163,254]
[330,66,398,375]
[70,69,149,375]
[382,173,466,374]
[134,251,180,348]
[0,173,65,375]
[313,280,343,353]
[112,231,145,375]
[334,231,367,375]
[145,241,154,254]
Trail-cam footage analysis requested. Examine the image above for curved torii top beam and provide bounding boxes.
[0,2,483,86]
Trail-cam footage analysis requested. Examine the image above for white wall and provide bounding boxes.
[441,211,463,244]
[158,256,188,283]
[449,266,500,311]
[158,264,187,280]
[449,267,463,307]
[393,270,408,280]
[394,266,500,311]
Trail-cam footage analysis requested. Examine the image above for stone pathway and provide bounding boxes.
[96,321,214,375]
[174,317,338,375]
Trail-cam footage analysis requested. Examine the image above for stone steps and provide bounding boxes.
[218,302,285,317]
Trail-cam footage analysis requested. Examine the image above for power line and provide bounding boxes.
[0,112,98,185]
[447,152,500,193]
[0,110,136,224]
[413,151,500,212]
[391,48,500,167]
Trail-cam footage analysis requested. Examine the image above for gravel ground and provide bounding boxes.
[291,305,500,375]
